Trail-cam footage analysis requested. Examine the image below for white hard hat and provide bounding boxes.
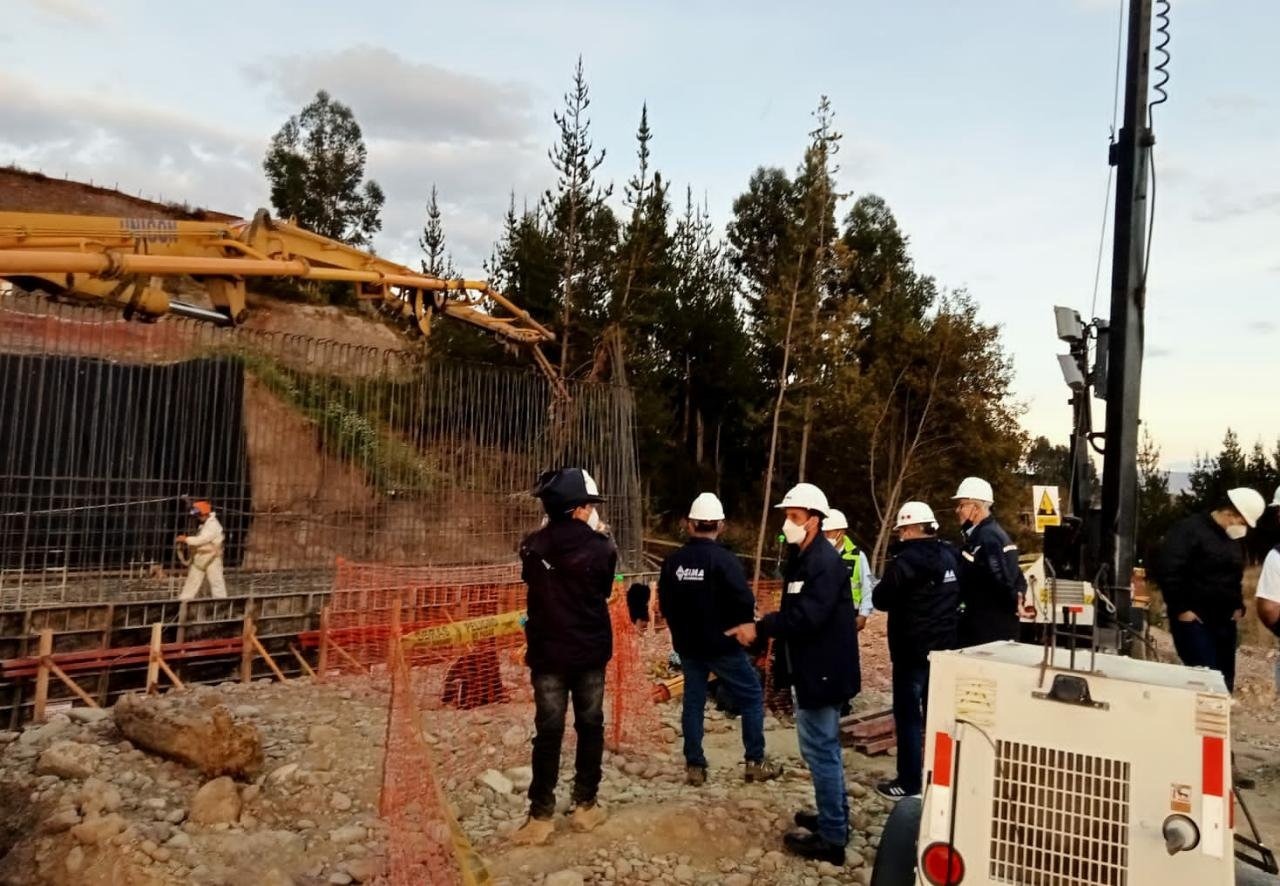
[952,476,994,504]
[1273,485,1280,509]
[1227,487,1266,529]
[774,482,830,516]
[688,492,726,522]
[825,508,849,532]
[895,501,938,530]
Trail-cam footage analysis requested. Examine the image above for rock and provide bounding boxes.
[302,746,333,771]
[144,797,167,810]
[329,825,366,844]
[330,791,353,811]
[67,706,110,724]
[500,724,527,748]
[19,714,71,746]
[165,808,187,824]
[504,766,534,792]
[0,731,19,744]
[113,693,263,778]
[189,776,242,825]
[478,769,513,795]
[268,763,299,784]
[674,864,695,883]
[615,859,634,879]
[232,705,261,718]
[545,872,585,886]
[308,724,341,744]
[167,831,193,849]
[849,782,868,798]
[818,861,842,876]
[70,812,126,845]
[64,846,85,874]
[259,869,295,886]
[341,857,381,882]
[39,806,82,833]
[328,874,353,885]
[36,740,101,779]
[846,849,866,868]
[241,783,261,803]
[724,876,752,886]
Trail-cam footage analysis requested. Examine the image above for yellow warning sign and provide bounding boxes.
[1033,485,1061,534]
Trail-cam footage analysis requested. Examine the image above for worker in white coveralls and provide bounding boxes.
[177,500,226,600]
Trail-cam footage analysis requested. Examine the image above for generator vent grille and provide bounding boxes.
[989,740,1130,886]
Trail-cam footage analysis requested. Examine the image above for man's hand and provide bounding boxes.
[1233,608,1245,622]
[856,615,868,632]
[1017,593,1036,619]
[175,535,187,544]
[724,623,757,647]
[1176,610,1201,623]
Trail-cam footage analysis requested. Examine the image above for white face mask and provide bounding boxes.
[1226,523,1247,541]
[586,508,603,532]
[781,518,808,545]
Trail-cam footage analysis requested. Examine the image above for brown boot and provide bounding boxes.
[510,816,555,846]
[569,802,608,832]
[685,765,707,786]
[744,758,783,782]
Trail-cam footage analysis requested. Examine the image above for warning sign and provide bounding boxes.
[1170,783,1191,814]
[1033,485,1061,534]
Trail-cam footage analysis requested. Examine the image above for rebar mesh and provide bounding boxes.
[0,288,642,608]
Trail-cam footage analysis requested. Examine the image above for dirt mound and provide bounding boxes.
[0,166,235,222]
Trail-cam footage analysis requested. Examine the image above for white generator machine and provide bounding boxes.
[871,641,1278,886]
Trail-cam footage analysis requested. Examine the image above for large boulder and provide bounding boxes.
[189,776,242,826]
[113,692,262,778]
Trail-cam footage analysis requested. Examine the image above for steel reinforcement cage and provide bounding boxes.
[0,288,642,609]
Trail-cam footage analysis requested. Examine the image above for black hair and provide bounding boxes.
[692,520,719,533]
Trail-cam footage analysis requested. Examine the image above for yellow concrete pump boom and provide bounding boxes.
[0,209,563,388]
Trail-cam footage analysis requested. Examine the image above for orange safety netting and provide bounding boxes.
[323,560,786,885]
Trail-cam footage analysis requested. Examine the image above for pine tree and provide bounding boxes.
[418,185,456,278]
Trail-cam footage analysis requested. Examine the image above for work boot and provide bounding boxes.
[794,809,819,832]
[685,764,707,787]
[569,801,608,832]
[510,815,555,846]
[744,758,783,783]
[783,831,845,865]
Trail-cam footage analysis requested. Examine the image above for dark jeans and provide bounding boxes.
[528,668,606,819]
[891,658,930,794]
[680,648,766,768]
[795,700,849,846]
[1170,617,1237,692]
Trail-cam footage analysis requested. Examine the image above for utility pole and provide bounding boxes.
[1097,0,1154,653]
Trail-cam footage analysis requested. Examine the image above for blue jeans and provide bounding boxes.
[795,700,849,846]
[1170,618,1237,692]
[892,659,930,794]
[680,649,766,767]
[528,669,606,819]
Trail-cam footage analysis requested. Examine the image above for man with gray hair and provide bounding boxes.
[951,477,1026,646]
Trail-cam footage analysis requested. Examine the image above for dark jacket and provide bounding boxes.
[1153,512,1245,623]
[873,538,960,664]
[957,515,1025,645]
[658,537,755,661]
[757,537,860,709]
[520,517,618,673]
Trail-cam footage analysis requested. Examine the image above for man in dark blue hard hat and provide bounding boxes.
[511,467,618,846]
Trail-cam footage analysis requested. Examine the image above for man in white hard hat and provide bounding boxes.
[823,509,876,631]
[951,477,1026,646]
[1153,487,1266,693]
[512,468,617,845]
[177,500,227,601]
[1255,487,1280,638]
[725,482,859,866]
[658,493,781,787]
[872,501,959,800]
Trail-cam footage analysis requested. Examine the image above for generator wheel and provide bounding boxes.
[870,796,922,886]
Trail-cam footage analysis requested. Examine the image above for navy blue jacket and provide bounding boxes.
[873,538,960,664]
[758,537,860,709]
[957,515,1025,645]
[520,517,618,673]
[1153,512,1245,623]
[658,537,756,661]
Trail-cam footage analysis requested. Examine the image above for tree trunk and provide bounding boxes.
[798,398,814,482]
[695,409,705,466]
[114,693,263,778]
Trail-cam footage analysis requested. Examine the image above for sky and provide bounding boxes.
[3,0,1276,469]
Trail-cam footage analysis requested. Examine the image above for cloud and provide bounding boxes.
[0,71,263,214]
[1147,346,1174,359]
[30,0,104,27]
[1193,189,1280,224]
[1252,320,1277,335]
[248,46,537,143]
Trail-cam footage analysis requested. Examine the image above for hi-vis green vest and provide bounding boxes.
[837,535,864,607]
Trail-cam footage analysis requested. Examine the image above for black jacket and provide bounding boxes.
[657,537,756,661]
[520,517,618,673]
[757,537,860,709]
[1153,512,1245,623]
[957,515,1025,645]
[873,538,961,664]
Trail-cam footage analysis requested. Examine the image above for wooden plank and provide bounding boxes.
[854,735,898,755]
[45,659,100,709]
[289,644,316,679]
[317,606,330,679]
[33,628,52,722]
[249,633,287,682]
[241,614,255,684]
[146,623,163,693]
